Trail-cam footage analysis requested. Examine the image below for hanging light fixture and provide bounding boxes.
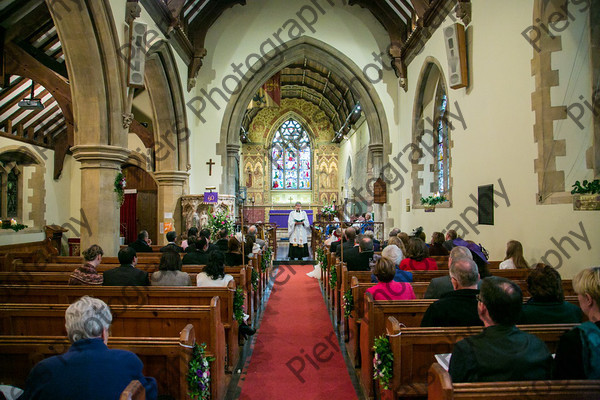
[18,80,44,110]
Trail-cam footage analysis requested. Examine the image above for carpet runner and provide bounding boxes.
[238,265,358,400]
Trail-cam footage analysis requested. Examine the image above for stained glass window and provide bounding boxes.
[271,119,311,190]
[7,171,17,217]
[436,94,449,194]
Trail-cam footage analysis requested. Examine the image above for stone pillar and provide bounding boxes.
[154,170,189,245]
[71,145,130,256]
[226,143,240,195]
[369,143,386,232]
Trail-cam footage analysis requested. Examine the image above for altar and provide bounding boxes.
[268,209,313,229]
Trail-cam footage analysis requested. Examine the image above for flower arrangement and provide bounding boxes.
[420,191,447,206]
[207,209,234,240]
[571,179,600,194]
[233,287,245,324]
[329,264,337,288]
[343,289,354,318]
[187,342,214,400]
[114,171,126,207]
[251,268,259,291]
[373,335,393,390]
[0,218,27,232]
[321,204,336,216]
[261,247,272,272]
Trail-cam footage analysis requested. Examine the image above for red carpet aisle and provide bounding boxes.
[238,265,358,400]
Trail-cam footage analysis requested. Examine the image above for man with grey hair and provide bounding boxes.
[421,257,483,327]
[424,246,473,299]
[248,225,265,249]
[363,230,380,251]
[383,228,400,248]
[20,296,157,399]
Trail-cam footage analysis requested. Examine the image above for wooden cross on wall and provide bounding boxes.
[206,159,215,176]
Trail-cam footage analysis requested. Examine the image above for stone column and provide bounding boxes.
[369,143,385,232]
[154,170,189,245]
[226,143,240,195]
[71,145,130,256]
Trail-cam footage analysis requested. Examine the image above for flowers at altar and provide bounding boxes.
[373,335,393,390]
[420,191,447,206]
[207,209,234,240]
[321,204,336,216]
[114,171,126,207]
[187,342,214,400]
[0,218,27,232]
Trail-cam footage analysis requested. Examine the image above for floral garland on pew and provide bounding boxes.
[329,264,337,288]
[343,289,354,318]
[260,247,272,272]
[233,287,245,324]
[373,335,393,390]
[316,247,328,270]
[251,268,259,291]
[187,342,215,400]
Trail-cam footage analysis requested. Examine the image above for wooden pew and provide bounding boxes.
[427,363,600,400]
[411,269,530,282]
[0,283,240,372]
[120,380,145,400]
[0,324,226,400]
[381,318,579,399]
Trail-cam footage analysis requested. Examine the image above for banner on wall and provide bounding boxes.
[204,192,218,204]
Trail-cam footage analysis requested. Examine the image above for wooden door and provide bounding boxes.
[136,191,157,244]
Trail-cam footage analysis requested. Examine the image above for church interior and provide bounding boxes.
[0,0,599,399]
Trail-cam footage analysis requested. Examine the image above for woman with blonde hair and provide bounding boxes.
[554,266,600,379]
[69,245,103,285]
[499,240,528,269]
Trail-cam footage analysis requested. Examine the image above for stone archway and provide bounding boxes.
[218,36,390,196]
[48,0,130,254]
[145,40,190,243]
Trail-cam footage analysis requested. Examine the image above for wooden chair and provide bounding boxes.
[119,380,145,400]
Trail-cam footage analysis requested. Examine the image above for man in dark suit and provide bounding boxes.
[449,277,552,383]
[424,245,472,299]
[199,228,218,253]
[214,228,229,252]
[19,296,157,399]
[421,257,482,327]
[182,237,210,265]
[129,230,153,253]
[336,227,357,258]
[160,231,184,253]
[442,229,459,252]
[345,236,374,271]
[103,247,149,286]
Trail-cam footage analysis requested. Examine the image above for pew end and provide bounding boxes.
[119,380,145,400]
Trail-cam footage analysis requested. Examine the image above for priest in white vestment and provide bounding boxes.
[287,202,310,260]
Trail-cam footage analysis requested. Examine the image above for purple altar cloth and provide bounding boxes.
[268,210,313,229]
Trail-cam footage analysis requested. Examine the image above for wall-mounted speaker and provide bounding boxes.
[444,23,468,89]
[127,21,147,89]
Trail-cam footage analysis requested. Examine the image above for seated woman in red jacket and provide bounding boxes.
[367,257,416,300]
[399,237,438,271]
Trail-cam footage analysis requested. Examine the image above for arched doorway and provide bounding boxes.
[120,165,158,245]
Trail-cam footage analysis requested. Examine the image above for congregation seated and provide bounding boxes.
[421,257,482,327]
[214,228,230,252]
[182,236,210,265]
[247,225,265,249]
[196,251,233,287]
[244,233,259,262]
[366,257,416,300]
[518,263,582,324]
[453,238,491,278]
[442,229,459,251]
[449,276,552,383]
[224,236,244,266]
[335,227,357,258]
[387,235,406,255]
[182,227,198,252]
[363,230,380,251]
[128,230,153,253]
[381,227,400,249]
[200,228,218,253]
[151,251,191,286]
[424,246,473,298]
[103,247,149,286]
[428,231,449,256]
[324,228,341,247]
[554,266,600,379]
[499,239,528,269]
[18,296,157,400]
[399,238,437,271]
[345,236,374,271]
[68,244,103,285]
[159,231,183,253]
[370,244,412,283]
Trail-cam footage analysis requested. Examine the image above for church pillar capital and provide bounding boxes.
[154,170,189,185]
[71,145,130,169]
[226,144,240,154]
[368,143,384,156]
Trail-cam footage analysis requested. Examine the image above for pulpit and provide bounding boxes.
[181,194,236,234]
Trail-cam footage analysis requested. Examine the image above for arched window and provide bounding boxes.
[435,90,449,194]
[6,170,18,217]
[271,119,311,190]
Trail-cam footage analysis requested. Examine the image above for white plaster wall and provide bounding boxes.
[390,0,599,278]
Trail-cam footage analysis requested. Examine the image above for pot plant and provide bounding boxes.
[420,192,447,212]
[571,179,600,211]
